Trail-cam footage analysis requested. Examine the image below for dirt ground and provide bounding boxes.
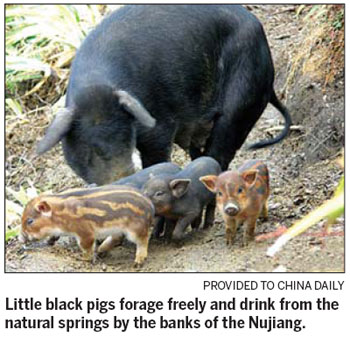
[5,5,344,272]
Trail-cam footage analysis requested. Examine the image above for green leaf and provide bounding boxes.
[5,98,23,116]
[267,192,344,257]
[6,55,51,74]
[6,185,38,206]
[6,227,20,242]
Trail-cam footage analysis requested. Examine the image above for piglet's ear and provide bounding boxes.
[241,170,258,186]
[199,175,218,193]
[115,90,156,128]
[34,200,52,215]
[169,179,191,198]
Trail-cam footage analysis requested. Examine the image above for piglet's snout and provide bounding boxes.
[19,231,28,244]
[224,203,240,216]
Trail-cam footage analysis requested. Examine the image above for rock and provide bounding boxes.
[270,202,281,210]
[293,196,304,205]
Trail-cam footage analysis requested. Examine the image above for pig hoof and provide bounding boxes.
[133,261,144,269]
[90,253,101,264]
[46,236,59,246]
[173,237,184,246]
[242,235,254,247]
[172,232,184,242]
[151,231,162,239]
[241,240,251,248]
[172,240,184,249]
[92,252,106,264]
[97,251,108,259]
[203,223,212,230]
[226,237,234,246]
[86,183,98,188]
[164,233,173,242]
[133,253,147,268]
[77,256,93,263]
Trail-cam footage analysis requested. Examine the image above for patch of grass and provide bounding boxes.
[284,5,344,95]
[5,5,120,111]
[6,183,40,240]
[6,227,20,242]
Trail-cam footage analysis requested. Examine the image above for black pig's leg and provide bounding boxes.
[206,105,265,170]
[191,211,203,230]
[205,51,270,170]
[141,146,171,168]
[203,199,216,229]
[189,146,202,161]
[152,216,165,238]
[164,219,176,242]
[173,214,199,241]
[138,122,176,167]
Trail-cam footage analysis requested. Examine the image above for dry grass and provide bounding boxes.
[283,5,344,96]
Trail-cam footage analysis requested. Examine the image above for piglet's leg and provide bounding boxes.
[152,216,165,239]
[203,200,216,229]
[243,216,258,246]
[78,235,96,263]
[191,211,203,231]
[125,220,150,268]
[74,227,96,262]
[261,200,269,220]
[98,233,124,256]
[47,236,60,246]
[164,219,176,241]
[224,216,237,246]
[134,236,149,268]
[173,214,198,241]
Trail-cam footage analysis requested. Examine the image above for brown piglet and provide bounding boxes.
[200,160,269,246]
[20,185,154,267]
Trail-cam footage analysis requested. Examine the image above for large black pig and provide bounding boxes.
[37,5,291,185]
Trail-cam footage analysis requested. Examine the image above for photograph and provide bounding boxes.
[5,4,344,273]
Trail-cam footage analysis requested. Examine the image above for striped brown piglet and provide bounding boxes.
[200,160,269,246]
[20,185,154,267]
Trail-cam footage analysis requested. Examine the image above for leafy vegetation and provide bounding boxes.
[5,5,120,113]
[6,184,39,242]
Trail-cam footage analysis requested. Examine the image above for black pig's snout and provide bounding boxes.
[224,203,240,216]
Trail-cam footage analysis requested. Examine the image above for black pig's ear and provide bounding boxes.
[199,175,218,193]
[169,179,191,198]
[36,107,75,155]
[115,90,156,128]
